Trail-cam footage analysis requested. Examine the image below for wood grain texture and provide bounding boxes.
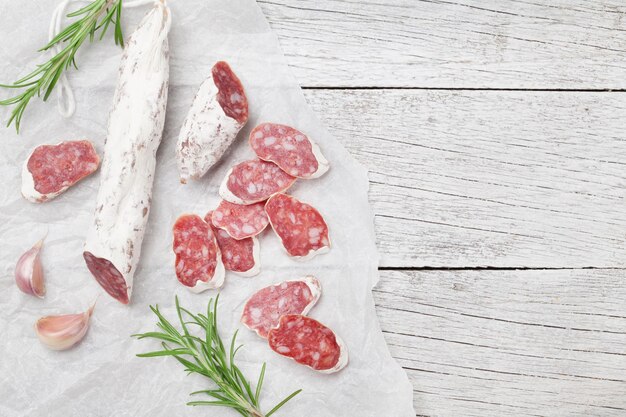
[303,89,626,268]
[258,0,626,89]
[375,269,626,417]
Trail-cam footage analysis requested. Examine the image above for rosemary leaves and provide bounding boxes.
[133,296,302,417]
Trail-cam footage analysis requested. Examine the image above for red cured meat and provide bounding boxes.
[205,211,260,277]
[268,314,348,373]
[212,61,248,124]
[211,200,269,240]
[265,193,330,259]
[219,159,296,205]
[250,123,329,179]
[173,214,224,292]
[84,252,129,304]
[22,140,100,203]
[241,276,321,338]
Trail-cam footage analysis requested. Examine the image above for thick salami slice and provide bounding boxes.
[267,314,348,373]
[205,211,260,277]
[250,123,329,179]
[21,140,100,203]
[219,159,296,205]
[211,200,269,240]
[177,61,248,183]
[241,276,321,338]
[83,4,170,304]
[173,214,224,292]
[265,193,330,260]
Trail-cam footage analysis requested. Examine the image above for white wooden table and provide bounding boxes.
[259,1,626,415]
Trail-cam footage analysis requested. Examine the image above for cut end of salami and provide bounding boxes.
[241,276,321,338]
[219,159,296,205]
[206,211,261,277]
[22,140,100,203]
[265,193,330,259]
[212,61,249,124]
[250,123,329,179]
[83,251,130,304]
[173,214,224,292]
[268,314,348,373]
[211,200,269,240]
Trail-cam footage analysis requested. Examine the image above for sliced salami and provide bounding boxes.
[267,314,348,373]
[241,276,321,338]
[219,159,296,205]
[205,211,260,277]
[250,123,329,179]
[177,61,248,183]
[265,193,330,260]
[22,140,100,203]
[83,4,170,304]
[173,214,224,292]
[211,200,269,240]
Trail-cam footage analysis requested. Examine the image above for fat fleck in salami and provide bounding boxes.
[205,211,260,277]
[267,314,348,373]
[219,159,296,205]
[173,214,224,292]
[241,276,321,338]
[21,140,100,203]
[83,4,171,304]
[250,123,329,179]
[211,200,269,240]
[177,61,248,183]
[265,193,330,260]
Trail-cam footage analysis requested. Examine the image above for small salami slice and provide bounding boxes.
[265,193,330,260]
[219,159,296,205]
[211,200,269,240]
[250,123,329,179]
[267,314,348,373]
[205,211,260,277]
[241,276,321,338]
[22,140,100,203]
[173,214,224,292]
[213,61,248,124]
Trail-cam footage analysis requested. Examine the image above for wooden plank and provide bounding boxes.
[375,269,626,417]
[258,0,626,89]
[303,89,626,268]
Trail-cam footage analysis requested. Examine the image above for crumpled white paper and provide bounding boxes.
[0,1,415,416]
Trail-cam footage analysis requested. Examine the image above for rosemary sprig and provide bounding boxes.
[0,0,125,132]
[133,296,302,417]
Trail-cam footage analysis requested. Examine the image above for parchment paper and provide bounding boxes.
[0,1,415,416]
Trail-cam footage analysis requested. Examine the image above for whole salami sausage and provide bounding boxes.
[21,140,100,203]
[249,123,329,179]
[177,61,248,183]
[173,214,224,292]
[265,193,330,260]
[83,4,171,304]
[267,314,348,373]
[205,211,260,277]
[219,159,296,205]
[241,276,321,338]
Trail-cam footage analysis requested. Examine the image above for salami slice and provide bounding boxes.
[250,123,329,179]
[219,159,296,205]
[83,4,170,304]
[211,200,269,240]
[173,214,224,292]
[21,140,100,203]
[205,211,260,277]
[265,193,330,260]
[267,314,348,373]
[241,276,321,338]
[177,61,248,183]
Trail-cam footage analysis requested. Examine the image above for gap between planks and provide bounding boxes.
[302,87,626,92]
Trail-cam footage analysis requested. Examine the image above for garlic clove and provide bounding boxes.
[15,237,46,298]
[35,304,95,351]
